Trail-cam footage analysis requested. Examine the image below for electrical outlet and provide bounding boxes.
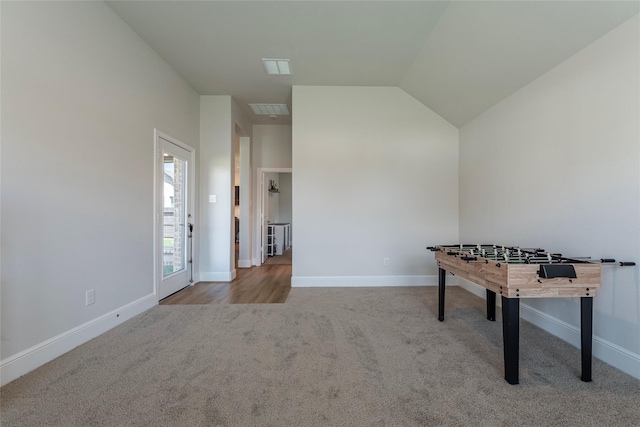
[86,289,95,306]
[383,257,390,267]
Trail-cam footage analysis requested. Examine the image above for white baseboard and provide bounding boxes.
[199,271,235,281]
[520,303,640,380]
[455,277,640,380]
[238,259,252,268]
[291,275,437,288]
[0,293,157,387]
[456,277,486,298]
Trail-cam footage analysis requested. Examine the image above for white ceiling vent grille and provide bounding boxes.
[249,104,290,116]
[262,59,291,75]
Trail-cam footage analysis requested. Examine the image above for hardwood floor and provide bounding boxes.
[160,263,292,305]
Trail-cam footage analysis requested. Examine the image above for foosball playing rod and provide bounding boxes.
[427,247,636,266]
[459,255,634,266]
[431,246,550,257]
[563,258,636,266]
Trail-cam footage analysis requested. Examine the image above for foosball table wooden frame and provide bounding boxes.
[430,244,603,385]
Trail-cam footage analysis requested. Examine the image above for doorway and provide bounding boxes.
[155,130,195,300]
[257,168,292,266]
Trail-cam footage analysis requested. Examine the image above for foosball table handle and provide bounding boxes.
[619,262,636,267]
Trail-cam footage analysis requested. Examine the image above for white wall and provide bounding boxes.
[199,96,233,280]
[1,2,200,385]
[252,125,293,170]
[459,16,640,378]
[251,125,292,264]
[292,86,459,286]
[199,97,252,277]
[265,172,280,223]
[264,172,292,226]
[278,173,293,241]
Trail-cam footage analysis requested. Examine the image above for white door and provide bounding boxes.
[158,136,192,300]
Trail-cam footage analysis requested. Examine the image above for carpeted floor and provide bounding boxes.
[1,286,638,426]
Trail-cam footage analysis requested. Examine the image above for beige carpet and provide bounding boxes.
[1,286,638,426]
[264,247,292,265]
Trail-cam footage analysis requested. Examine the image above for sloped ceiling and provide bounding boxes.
[106,1,639,127]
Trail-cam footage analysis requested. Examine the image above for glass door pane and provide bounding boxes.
[162,152,186,277]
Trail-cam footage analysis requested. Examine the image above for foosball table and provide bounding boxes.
[427,244,635,385]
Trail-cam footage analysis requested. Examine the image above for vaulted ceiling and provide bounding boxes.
[106,1,639,127]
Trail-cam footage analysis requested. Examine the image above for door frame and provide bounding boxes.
[255,167,292,265]
[153,129,196,301]
[237,136,252,268]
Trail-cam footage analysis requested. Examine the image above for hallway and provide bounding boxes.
[160,265,291,304]
[160,247,292,304]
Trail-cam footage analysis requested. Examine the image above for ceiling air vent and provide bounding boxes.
[262,59,291,75]
[249,104,290,116]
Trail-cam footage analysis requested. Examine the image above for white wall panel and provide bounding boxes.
[459,16,640,377]
[292,86,459,282]
[199,96,233,280]
[1,1,199,381]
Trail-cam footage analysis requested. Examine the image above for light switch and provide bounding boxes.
[209,195,216,203]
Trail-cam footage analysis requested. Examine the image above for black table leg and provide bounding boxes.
[581,297,593,382]
[502,296,520,385]
[438,267,446,321]
[486,290,496,321]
